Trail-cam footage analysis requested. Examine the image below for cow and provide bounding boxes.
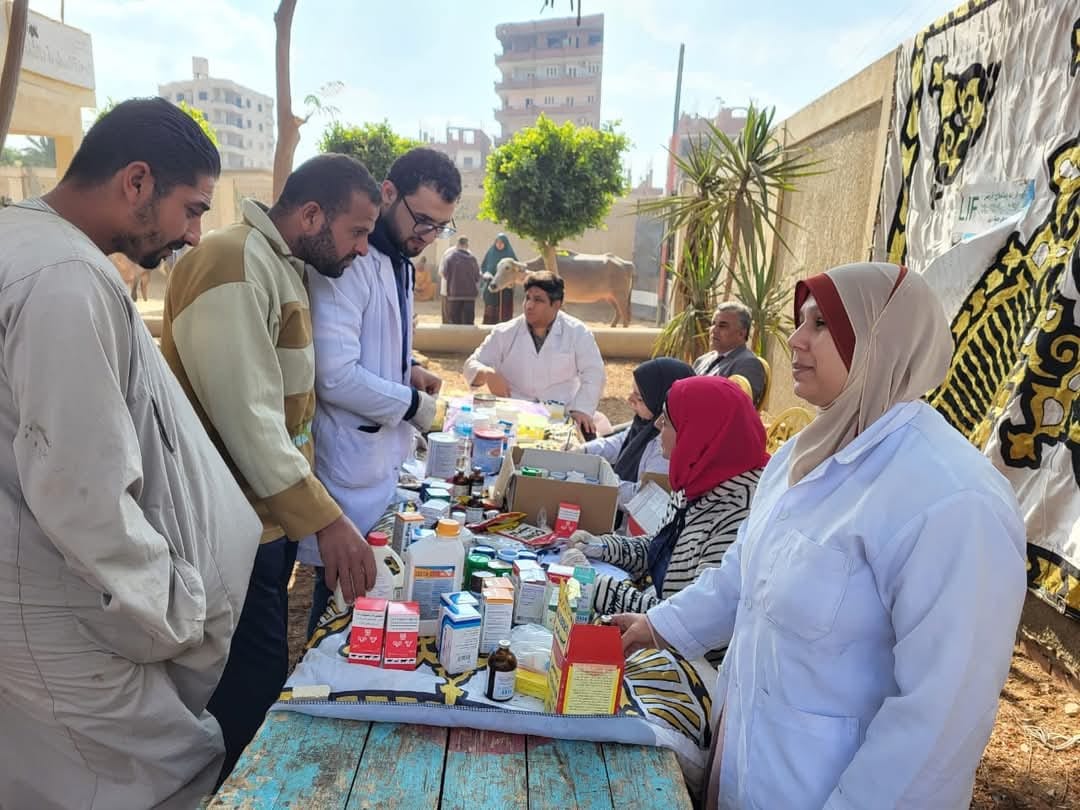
[490,252,635,327]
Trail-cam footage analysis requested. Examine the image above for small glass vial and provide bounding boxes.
[485,639,518,702]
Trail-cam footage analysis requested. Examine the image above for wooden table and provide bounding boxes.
[209,711,694,809]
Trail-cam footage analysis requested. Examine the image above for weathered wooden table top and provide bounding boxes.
[209,710,694,809]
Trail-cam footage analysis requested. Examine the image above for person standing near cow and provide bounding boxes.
[464,271,605,436]
[443,235,481,324]
[161,153,381,782]
[488,251,634,327]
[481,232,517,323]
[0,97,263,809]
[693,301,768,407]
[301,147,460,636]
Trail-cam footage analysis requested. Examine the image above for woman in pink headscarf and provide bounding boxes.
[615,263,1027,809]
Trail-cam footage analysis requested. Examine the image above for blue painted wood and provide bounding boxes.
[441,728,527,810]
[526,736,615,810]
[346,722,448,810]
[602,742,693,809]
[210,712,370,809]
[214,715,693,810]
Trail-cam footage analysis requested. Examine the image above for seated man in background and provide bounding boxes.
[464,271,605,435]
[693,301,767,407]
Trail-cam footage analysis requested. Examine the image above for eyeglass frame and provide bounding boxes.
[399,194,456,239]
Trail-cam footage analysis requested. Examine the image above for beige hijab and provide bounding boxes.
[787,262,954,485]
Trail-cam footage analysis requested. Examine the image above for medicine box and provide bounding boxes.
[348,597,387,666]
[382,601,420,670]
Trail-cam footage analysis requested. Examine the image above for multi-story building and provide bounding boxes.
[428,126,493,173]
[493,14,604,141]
[159,57,275,170]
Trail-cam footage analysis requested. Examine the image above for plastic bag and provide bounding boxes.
[509,623,553,673]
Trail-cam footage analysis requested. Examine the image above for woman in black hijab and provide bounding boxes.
[583,357,694,509]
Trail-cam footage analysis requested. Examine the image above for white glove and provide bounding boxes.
[565,529,604,559]
[409,390,437,432]
[559,547,590,568]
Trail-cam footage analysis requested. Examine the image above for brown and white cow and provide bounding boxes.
[489,252,635,327]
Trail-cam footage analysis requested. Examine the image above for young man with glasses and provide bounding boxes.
[300,148,462,631]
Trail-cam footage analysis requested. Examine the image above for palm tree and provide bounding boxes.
[20,135,56,168]
[639,104,821,361]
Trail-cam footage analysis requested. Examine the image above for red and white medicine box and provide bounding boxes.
[382,601,420,670]
[553,502,581,539]
[348,597,387,666]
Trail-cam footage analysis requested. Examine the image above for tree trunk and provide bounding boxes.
[0,0,30,155]
[272,0,302,199]
[541,243,559,276]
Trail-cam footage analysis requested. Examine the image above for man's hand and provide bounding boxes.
[474,365,511,398]
[410,364,442,395]
[569,409,596,436]
[611,613,670,655]
[316,514,375,603]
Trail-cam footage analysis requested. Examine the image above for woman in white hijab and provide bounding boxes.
[615,263,1027,809]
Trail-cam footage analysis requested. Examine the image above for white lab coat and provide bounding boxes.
[299,247,416,566]
[648,401,1026,810]
[584,431,667,508]
[463,311,605,414]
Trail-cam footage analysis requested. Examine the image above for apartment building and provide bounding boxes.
[159,57,275,170]
[494,14,604,141]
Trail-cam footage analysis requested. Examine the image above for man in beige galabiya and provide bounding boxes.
[0,98,262,809]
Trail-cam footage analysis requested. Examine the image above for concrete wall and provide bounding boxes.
[762,51,898,414]
[200,169,275,233]
[2,5,97,176]
[0,165,56,202]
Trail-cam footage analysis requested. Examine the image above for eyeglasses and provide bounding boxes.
[400,195,456,239]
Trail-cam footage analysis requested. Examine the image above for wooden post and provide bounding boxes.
[272,0,303,199]
[0,0,30,154]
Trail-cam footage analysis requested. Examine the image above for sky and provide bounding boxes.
[25,0,962,183]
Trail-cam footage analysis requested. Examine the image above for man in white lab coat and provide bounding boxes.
[464,271,606,435]
[301,148,462,632]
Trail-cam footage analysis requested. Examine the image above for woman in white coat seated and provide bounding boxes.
[463,271,605,436]
[581,357,694,509]
[615,262,1027,810]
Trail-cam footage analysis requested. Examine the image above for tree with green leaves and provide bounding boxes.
[640,104,820,362]
[319,120,421,182]
[479,114,629,273]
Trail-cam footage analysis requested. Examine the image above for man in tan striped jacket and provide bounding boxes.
[161,154,383,782]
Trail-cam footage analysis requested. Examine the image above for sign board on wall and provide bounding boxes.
[951,179,1035,244]
[1,5,95,90]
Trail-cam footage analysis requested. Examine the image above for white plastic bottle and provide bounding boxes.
[366,530,404,601]
[405,519,466,636]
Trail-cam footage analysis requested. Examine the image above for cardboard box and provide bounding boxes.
[348,597,388,666]
[515,667,549,701]
[479,587,514,654]
[382,601,420,670]
[512,561,548,625]
[438,592,479,651]
[545,585,625,715]
[542,565,576,631]
[572,566,596,625]
[438,603,482,675]
[498,448,619,535]
[640,471,672,494]
[392,511,424,556]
